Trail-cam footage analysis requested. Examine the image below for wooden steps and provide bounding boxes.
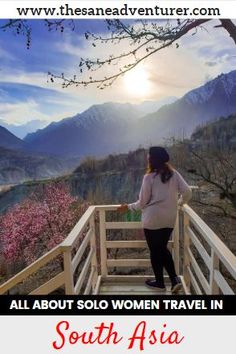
[99,281,186,295]
[98,275,186,295]
[99,281,171,295]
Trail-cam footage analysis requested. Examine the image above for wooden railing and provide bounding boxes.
[181,205,236,295]
[98,205,178,280]
[0,204,235,295]
[0,206,99,295]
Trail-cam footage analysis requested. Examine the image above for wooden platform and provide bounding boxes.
[1,204,234,296]
[99,276,185,295]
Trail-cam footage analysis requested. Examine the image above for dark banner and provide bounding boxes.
[0,295,235,316]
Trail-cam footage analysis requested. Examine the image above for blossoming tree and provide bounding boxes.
[0,183,79,268]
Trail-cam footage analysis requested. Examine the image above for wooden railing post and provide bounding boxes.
[173,210,180,275]
[210,249,220,294]
[99,210,108,277]
[183,211,191,291]
[89,213,98,291]
[63,247,74,295]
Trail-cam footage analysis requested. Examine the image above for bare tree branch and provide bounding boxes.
[220,19,236,44]
[195,200,236,220]
[48,19,236,89]
[1,18,235,88]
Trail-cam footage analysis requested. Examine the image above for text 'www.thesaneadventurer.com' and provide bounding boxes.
[1,1,234,19]
[15,3,221,18]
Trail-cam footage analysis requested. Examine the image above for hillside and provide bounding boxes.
[191,114,236,150]
[72,149,148,203]
[0,147,78,185]
[0,126,26,150]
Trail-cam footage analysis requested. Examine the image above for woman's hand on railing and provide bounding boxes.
[117,204,129,213]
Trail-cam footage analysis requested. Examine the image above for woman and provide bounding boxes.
[118,146,192,293]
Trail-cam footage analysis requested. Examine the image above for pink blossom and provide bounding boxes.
[0,183,84,267]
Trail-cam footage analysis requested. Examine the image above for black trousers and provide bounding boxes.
[144,228,177,285]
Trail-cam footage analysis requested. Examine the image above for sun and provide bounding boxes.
[123,66,151,97]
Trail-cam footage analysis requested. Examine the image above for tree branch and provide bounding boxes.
[195,200,236,220]
[220,19,236,44]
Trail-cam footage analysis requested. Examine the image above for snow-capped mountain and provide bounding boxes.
[132,70,236,146]
[72,102,142,128]
[25,102,143,157]
[185,71,236,104]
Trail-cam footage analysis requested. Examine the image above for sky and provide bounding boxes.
[0,19,235,125]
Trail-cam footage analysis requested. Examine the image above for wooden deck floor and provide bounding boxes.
[99,276,185,295]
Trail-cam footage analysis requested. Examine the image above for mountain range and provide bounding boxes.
[0,70,236,184]
[24,70,236,158]
[0,126,78,184]
[25,102,142,157]
[0,114,235,213]
[135,70,236,145]
[0,97,176,183]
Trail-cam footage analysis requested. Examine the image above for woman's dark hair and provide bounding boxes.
[147,146,173,183]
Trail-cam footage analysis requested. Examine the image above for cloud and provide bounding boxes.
[0,98,86,125]
[205,61,218,67]
[0,81,87,124]
[181,20,236,74]
[0,19,236,124]
[50,19,236,103]
[0,100,49,124]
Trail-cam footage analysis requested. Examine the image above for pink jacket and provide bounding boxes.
[128,170,192,229]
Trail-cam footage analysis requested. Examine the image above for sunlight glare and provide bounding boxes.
[123,66,151,97]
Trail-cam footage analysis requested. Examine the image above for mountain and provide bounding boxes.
[131,70,236,145]
[0,125,81,185]
[136,97,177,115]
[25,102,143,157]
[24,70,236,158]
[0,126,26,150]
[0,119,49,139]
[1,112,235,212]
[0,146,78,185]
